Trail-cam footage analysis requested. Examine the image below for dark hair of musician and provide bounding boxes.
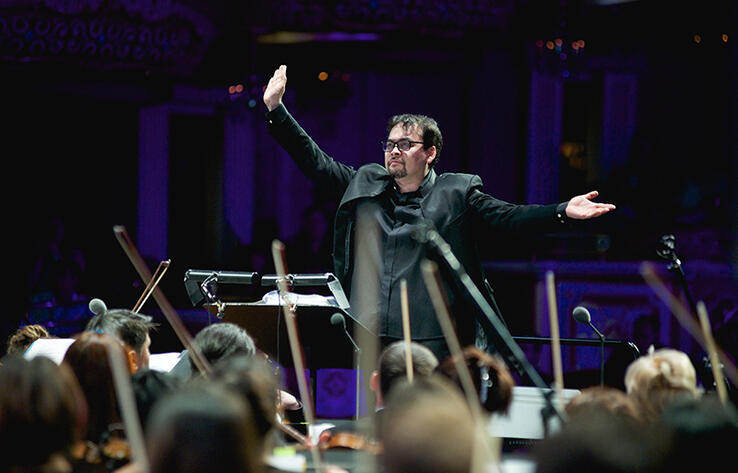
[86,308,157,355]
[62,332,127,443]
[146,384,263,473]
[0,355,87,469]
[189,322,256,373]
[436,345,515,415]
[207,353,279,441]
[131,369,182,429]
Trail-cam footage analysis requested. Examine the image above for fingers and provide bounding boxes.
[585,190,599,200]
[263,65,288,110]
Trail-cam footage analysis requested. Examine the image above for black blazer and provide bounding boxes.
[267,104,568,342]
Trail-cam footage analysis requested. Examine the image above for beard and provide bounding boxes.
[387,161,407,179]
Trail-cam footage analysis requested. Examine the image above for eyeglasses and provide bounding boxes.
[381,138,425,153]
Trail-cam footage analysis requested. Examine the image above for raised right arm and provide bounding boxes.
[264,65,355,193]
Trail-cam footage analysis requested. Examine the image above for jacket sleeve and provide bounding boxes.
[466,175,570,235]
[266,104,355,196]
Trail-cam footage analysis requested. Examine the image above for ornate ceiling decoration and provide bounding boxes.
[0,0,216,76]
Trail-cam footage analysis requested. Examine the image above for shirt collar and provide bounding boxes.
[392,168,436,198]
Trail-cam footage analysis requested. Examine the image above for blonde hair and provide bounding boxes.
[624,348,699,422]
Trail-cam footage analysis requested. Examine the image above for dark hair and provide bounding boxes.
[208,353,279,439]
[386,113,443,167]
[85,308,157,355]
[63,332,127,442]
[436,345,515,415]
[0,355,87,467]
[189,323,256,373]
[657,395,738,471]
[131,369,182,430]
[6,324,50,356]
[379,341,439,399]
[147,384,263,473]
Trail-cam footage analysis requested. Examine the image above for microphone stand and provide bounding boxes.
[589,322,606,387]
[413,221,568,428]
[657,234,698,316]
[334,314,361,421]
[344,327,361,421]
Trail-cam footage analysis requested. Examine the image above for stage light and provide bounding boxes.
[318,71,328,81]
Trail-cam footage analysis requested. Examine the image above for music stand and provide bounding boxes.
[204,300,373,371]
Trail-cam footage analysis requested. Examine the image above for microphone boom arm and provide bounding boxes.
[415,221,567,425]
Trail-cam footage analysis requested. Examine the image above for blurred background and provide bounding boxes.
[1,0,736,390]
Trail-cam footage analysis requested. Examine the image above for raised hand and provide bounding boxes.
[263,64,287,111]
[565,190,616,220]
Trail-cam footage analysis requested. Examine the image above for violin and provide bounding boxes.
[70,433,132,472]
[317,430,382,455]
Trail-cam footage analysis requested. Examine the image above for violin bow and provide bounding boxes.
[271,239,325,473]
[132,259,170,313]
[697,301,729,405]
[640,262,738,394]
[346,204,383,463]
[113,225,211,377]
[400,279,414,382]
[421,259,500,471]
[545,270,565,406]
[104,336,150,473]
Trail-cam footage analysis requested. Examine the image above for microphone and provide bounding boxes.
[331,313,359,353]
[331,312,361,420]
[573,306,606,386]
[572,306,591,324]
[330,312,346,329]
[88,298,107,316]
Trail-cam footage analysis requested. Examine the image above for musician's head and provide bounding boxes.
[189,322,256,374]
[63,332,128,442]
[380,374,477,473]
[565,385,642,427]
[207,353,279,443]
[146,384,262,473]
[624,347,699,423]
[131,368,182,430]
[86,308,156,372]
[372,341,439,407]
[0,355,87,470]
[6,323,50,356]
[436,345,516,415]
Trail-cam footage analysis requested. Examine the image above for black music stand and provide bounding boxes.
[204,301,373,371]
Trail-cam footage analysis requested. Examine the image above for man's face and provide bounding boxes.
[384,123,434,182]
[134,333,151,371]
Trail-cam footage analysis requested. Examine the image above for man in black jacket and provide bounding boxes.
[263,65,615,361]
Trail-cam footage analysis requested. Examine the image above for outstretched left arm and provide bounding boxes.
[565,190,616,219]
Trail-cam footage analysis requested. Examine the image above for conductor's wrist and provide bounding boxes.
[266,103,288,125]
[556,201,569,224]
[265,99,281,112]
